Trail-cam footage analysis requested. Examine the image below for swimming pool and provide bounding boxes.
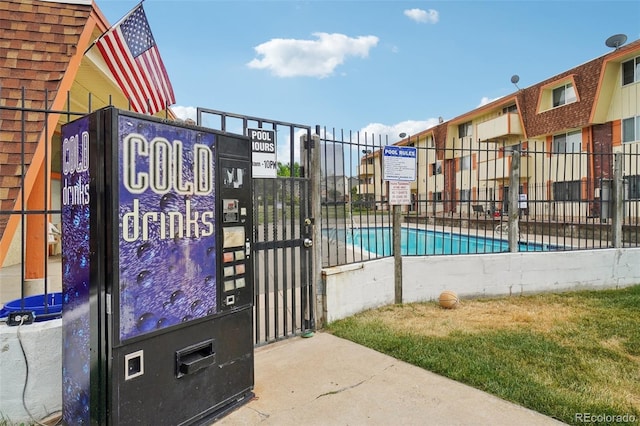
[335,227,555,256]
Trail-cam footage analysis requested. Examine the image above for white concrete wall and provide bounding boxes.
[323,260,396,321]
[323,248,640,322]
[0,318,62,423]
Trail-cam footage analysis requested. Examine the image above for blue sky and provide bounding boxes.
[96,0,640,147]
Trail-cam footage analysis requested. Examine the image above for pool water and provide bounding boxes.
[339,227,554,256]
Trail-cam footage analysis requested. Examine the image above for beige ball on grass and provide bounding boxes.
[438,290,459,309]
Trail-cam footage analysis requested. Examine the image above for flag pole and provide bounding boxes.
[84,1,145,55]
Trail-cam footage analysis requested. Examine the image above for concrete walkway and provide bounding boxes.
[217,332,566,426]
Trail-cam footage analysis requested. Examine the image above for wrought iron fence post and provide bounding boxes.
[508,150,521,252]
[612,152,623,248]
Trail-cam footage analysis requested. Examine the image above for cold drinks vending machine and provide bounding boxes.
[61,107,254,425]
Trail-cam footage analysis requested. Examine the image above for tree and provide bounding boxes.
[277,162,301,177]
[351,186,360,202]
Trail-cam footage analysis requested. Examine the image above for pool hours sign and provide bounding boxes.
[249,128,277,178]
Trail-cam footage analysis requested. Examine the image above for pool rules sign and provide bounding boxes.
[250,128,277,178]
[383,145,416,205]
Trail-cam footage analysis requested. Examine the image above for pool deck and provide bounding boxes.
[322,215,612,268]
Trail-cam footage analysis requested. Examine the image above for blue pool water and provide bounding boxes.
[337,227,555,256]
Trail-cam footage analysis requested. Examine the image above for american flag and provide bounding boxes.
[95,4,175,115]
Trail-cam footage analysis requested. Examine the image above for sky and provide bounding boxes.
[95,0,640,152]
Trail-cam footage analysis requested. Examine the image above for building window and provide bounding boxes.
[460,155,471,170]
[552,83,577,107]
[625,175,640,200]
[622,116,640,143]
[553,130,582,153]
[502,104,518,114]
[623,56,640,85]
[433,192,443,201]
[431,160,442,175]
[553,180,581,201]
[460,189,471,202]
[458,121,472,138]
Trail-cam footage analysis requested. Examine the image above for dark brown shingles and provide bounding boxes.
[0,0,92,240]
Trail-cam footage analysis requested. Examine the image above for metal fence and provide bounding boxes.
[0,93,315,346]
[195,108,315,345]
[0,89,94,310]
[3,90,640,311]
[0,89,181,316]
[318,131,640,267]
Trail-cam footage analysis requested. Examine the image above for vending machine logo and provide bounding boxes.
[117,116,217,340]
[61,115,92,424]
[61,130,90,206]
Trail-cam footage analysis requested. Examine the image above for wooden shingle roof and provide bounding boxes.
[0,0,92,240]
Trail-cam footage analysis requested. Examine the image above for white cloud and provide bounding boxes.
[478,96,503,107]
[359,119,441,145]
[404,8,439,24]
[330,119,442,174]
[171,105,248,135]
[247,32,379,78]
[171,105,197,122]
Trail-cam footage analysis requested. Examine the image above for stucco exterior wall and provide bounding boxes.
[0,318,62,423]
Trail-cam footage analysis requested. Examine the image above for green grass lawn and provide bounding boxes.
[327,285,640,426]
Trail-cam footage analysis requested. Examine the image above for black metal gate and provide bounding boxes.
[196,108,314,346]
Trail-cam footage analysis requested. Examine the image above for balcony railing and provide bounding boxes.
[477,113,523,142]
[357,184,377,195]
[359,163,375,176]
[478,153,534,180]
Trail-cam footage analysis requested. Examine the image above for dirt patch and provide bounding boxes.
[362,295,584,338]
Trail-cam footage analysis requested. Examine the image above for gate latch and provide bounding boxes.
[303,238,313,248]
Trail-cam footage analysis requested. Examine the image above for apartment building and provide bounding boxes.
[359,37,640,220]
